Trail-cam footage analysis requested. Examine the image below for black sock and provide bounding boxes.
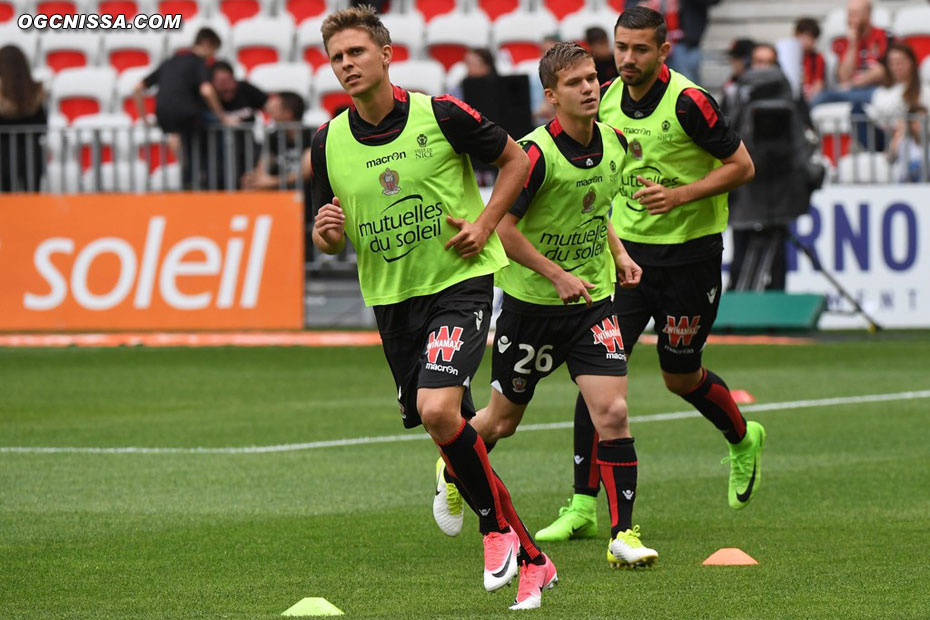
[438,422,507,534]
[573,393,600,496]
[681,369,747,444]
[597,438,637,538]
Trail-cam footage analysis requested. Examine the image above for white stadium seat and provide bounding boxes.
[390,60,446,95]
[101,31,164,74]
[50,67,116,123]
[231,15,295,72]
[493,10,558,65]
[425,12,491,70]
[249,62,312,97]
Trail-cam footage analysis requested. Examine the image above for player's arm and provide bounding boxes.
[497,141,593,305]
[433,95,529,259]
[450,137,528,258]
[498,213,595,306]
[634,88,755,215]
[308,124,346,255]
[607,221,641,288]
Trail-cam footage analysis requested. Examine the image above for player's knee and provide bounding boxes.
[417,395,457,430]
[487,416,519,441]
[590,397,629,435]
[663,370,702,395]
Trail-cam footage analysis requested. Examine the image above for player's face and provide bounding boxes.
[326,28,391,98]
[614,26,669,87]
[547,58,600,120]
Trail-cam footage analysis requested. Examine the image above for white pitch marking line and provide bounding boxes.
[2,389,929,455]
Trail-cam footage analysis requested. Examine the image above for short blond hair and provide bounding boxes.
[321,5,391,52]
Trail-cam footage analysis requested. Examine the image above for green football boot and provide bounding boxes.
[535,494,598,542]
[722,420,767,509]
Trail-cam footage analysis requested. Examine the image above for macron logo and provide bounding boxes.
[574,455,584,465]
[426,326,464,364]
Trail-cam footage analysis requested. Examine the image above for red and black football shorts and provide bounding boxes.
[613,254,722,374]
[374,275,493,429]
[491,296,628,405]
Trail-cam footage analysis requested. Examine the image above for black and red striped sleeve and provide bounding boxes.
[509,140,546,219]
[309,121,334,213]
[431,94,509,163]
[675,87,741,160]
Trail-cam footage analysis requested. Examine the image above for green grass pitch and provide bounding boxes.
[2,333,929,619]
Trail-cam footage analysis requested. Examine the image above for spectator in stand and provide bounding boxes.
[585,27,619,84]
[887,104,928,183]
[722,38,755,118]
[0,44,46,192]
[241,92,312,190]
[135,27,236,189]
[751,43,779,69]
[795,18,825,102]
[450,48,497,99]
[862,43,930,150]
[810,0,890,108]
[210,59,269,188]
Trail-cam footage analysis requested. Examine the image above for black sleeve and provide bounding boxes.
[195,57,210,85]
[675,88,741,160]
[309,123,335,214]
[240,81,269,109]
[509,140,546,219]
[431,94,509,164]
[142,64,161,88]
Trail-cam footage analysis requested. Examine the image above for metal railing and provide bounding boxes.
[814,111,930,184]
[0,121,315,193]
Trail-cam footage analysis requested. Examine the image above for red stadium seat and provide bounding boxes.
[51,67,116,123]
[157,0,199,18]
[231,16,294,72]
[426,13,490,70]
[103,33,163,74]
[493,11,557,64]
[97,0,140,18]
[40,33,100,73]
[36,0,77,16]
[477,0,519,22]
[219,0,261,25]
[415,0,456,22]
[283,0,327,25]
[297,17,330,69]
[543,0,584,21]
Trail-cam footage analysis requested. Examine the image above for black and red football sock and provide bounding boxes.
[573,393,600,497]
[438,420,508,534]
[492,470,543,565]
[681,368,747,444]
[598,437,638,538]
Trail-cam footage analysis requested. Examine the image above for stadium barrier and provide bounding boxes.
[0,193,304,330]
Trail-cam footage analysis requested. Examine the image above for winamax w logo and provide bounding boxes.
[664,315,701,347]
[591,316,624,354]
[426,326,464,363]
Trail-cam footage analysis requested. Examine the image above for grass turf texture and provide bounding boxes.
[1,334,929,619]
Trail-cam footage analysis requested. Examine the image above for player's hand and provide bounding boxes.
[221,114,240,128]
[633,176,681,214]
[616,253,642,289]
[445,216,490,259]
[551,270,595,306]
[314,197,346,246]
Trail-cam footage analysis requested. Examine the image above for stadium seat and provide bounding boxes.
[231,15,295,72]
[415,0,458,23]
[313,65,353,117]
[296,16,329,69]
[281,0,327,25]
[390,60,445,95]
[837,152,891,184]
[476,0,520,22]
[166,16,232,56]
[302,107,330,128]
[132,125,179,176]
[149,162,183,190]
[0,23,38,64]
[493,10,557,64]
[38,32,100,73]
[0,0,28,23]
[35,0,78,17]
[893,5,930,64]
[156,0,200,19]
[543,0,586,22]
[921,56,930,85]
[218,0,269,25]
[381,13,425,62]
[102,32,164,73]
[71,113,138,191]
[50,67,116,123]
[811,102,852,165]
[249,62,312,96]
[444,59,466,91]
[425,12,491,70]
[95,0,145,18]
[115,66,156,122]
[559,9,617,44]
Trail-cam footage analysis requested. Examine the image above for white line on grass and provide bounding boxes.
[2,389,929,455]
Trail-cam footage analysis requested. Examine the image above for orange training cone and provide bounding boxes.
[702,548,758,566]
[729,389,756,404]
